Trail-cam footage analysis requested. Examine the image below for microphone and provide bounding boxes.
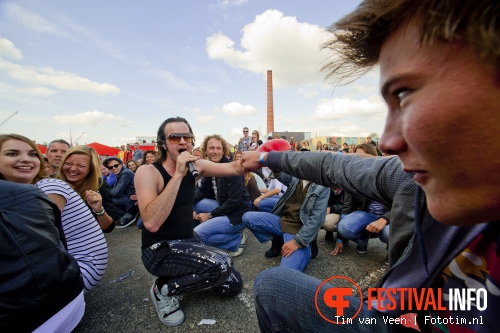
[187,162,199,177]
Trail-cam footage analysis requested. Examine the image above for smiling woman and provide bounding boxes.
[57,145,122,233]
[0,134,46,184]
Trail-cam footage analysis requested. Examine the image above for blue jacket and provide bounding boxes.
[270,172,330,247]
[111,167,135,198]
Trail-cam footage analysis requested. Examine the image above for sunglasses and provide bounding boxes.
[107,164,120,170]
[243,130,249,132]
[167,133,194,144]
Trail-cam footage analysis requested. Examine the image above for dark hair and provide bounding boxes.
[322,0,500,85]
[103,157,123,168]
[142,150,157,165]
[47,139,70,151]
[156,117,194,163]
[355,143,378,157]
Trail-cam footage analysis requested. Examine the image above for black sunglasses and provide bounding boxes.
[243,130,249,132]
[107,164,120,170]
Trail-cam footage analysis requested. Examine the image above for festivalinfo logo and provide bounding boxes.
[315,275,487,326]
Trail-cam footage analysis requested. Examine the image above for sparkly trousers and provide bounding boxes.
[142,234,242,297]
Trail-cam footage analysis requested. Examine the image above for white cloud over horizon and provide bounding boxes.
[52,111,125,125]
[206,9,329,88]
[0,59,120,95]
[221,101,258,116]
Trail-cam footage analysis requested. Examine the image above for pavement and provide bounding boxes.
[74,224,388,333]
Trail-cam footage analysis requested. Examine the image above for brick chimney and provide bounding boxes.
[267,70,274,135]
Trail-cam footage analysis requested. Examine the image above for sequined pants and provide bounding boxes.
[142,235,242,297]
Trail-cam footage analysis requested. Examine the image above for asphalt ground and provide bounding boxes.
[74,224,387,333]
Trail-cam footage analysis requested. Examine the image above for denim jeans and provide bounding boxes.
[194,199,244,252]
[337,211,379,246]
[242,211,311,272]
[257,196,280,212]
[254,267,408,332]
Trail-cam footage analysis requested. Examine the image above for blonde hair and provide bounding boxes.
[57,145,102,200]
[0,134,46,184]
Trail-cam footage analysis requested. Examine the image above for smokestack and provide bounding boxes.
[267,70,274,135]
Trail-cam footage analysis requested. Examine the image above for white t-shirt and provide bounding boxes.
[36,178,108,292]
[268,179,287,197]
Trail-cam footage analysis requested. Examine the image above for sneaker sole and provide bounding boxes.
[229,247,244,257]
[116,217,137,229]
[150,285,184,327]
[240,233,248,245]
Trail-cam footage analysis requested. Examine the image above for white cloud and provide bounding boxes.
[0,37,23,60]
[312,97,386,121]
[5,3,67,37]
[221,102,257,116]
[53,111,125,125]
[0,60,120,95]
[206,10,329,88]
[0,82,56,96]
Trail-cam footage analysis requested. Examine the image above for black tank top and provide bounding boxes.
[142,162,195,248]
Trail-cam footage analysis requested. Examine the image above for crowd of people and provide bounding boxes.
[1,0,498,332]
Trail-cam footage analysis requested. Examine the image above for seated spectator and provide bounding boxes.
[192,147,205,159]
[253,176,287,212]
[58,145,122,233]
[100,160,116,187]
[193,134,250,257]
[103,157,136,219]
[322,187,344,241]
[126,159,139,173]
[142,150,157,165]
[242,170,329,271]
[43,156,52,176]
[46,139,70,176]
[0,180,85,333]
[331,143,390,255]
[0,134,108,292]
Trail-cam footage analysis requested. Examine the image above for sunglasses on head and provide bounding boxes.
[107,164,120,170]
[167,133,194,144]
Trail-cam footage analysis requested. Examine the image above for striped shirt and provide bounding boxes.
[36,178,108,292]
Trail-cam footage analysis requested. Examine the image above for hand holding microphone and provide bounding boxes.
[187,161,199,177]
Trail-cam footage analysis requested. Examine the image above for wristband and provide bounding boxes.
[336,239,343,243]
[259,153,267,166]
[93,208,106,216]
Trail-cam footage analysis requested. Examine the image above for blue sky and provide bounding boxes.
[0,0,386,147]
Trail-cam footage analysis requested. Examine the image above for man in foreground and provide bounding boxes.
[240,0,499,331]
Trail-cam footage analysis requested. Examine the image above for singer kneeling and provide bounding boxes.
[193,134,250,258]
[135,117,246,327]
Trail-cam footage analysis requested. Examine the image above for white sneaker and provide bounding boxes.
[240,233,248,245]
[229,247,244,257]
[150,283,184,326]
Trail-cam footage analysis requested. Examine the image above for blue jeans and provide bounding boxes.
[242,211,311,272]
[254,267,406,332]
[194,199,244,252]
[337,211,379,246]
[257,196,280,212]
